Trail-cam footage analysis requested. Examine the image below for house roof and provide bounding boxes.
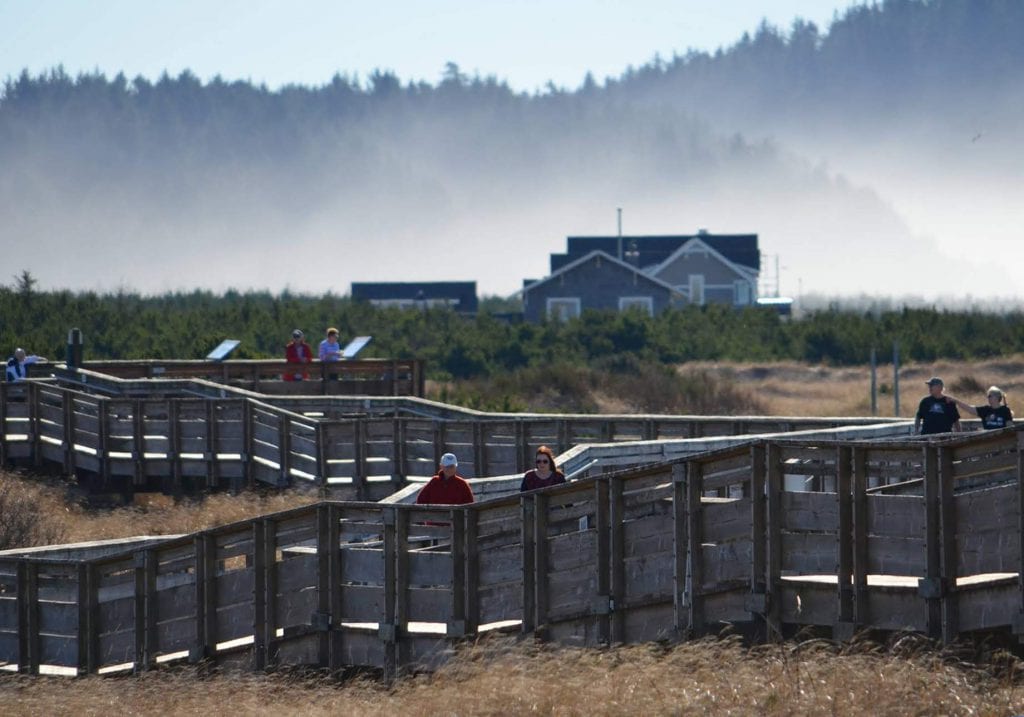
[524,250,683,297]
[649,237,759,284]
[559,234,759,273]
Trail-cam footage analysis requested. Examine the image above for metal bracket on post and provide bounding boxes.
[311,612,332,632]
[378,623,397,643]
[446,620,467,638]
[592,596,614,616]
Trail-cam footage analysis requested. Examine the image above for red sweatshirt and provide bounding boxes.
[415,472,475,505]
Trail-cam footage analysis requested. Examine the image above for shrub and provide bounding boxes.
[0,473,69,550]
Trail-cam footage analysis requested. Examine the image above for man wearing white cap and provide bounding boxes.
[415,452,475,505]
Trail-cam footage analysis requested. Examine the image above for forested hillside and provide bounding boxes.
[2,0,1018,299]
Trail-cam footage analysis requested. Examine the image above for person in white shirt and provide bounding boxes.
[5,348,45,382]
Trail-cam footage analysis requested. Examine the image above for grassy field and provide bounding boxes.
[2,636,1023,716]
[4,357,1024,713]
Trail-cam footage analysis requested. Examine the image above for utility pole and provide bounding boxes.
[617,207,623,260]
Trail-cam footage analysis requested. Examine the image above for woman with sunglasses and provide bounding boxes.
[947,385,1014,430]
[520,445,567,492]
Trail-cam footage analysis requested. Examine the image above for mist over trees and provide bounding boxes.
[0,0,1020,298]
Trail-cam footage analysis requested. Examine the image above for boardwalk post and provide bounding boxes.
[938,446,958,643]
[851,447,869,629]
[671,463,689,638]
[316,505,333,667]
[17,561,39,674]
[595,477,611,644]
[134,549,157,672]
[686,459,705,637]
[921,445,943,639]
[765,442,783,640]
[609,477,626,643]
[464,507,480,636]
[835,445,855,640]
[533,492,550,640]
[520,496,535,634]
[449,509,467,637]
[62,390,75,474]
[381,506,399,682]
[77,562,98,675]
[252,521,268,670]
[1016,431,1024,642]
[748,444,768,640]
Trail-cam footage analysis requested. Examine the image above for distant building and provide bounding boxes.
[351,282,478,313]
[523,231,760,321]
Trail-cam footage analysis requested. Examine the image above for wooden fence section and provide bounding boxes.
[3,427,1024,677]
[62,359,426,397]
[2,377,904,499]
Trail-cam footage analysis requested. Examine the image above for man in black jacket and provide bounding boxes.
[914,377,961,435]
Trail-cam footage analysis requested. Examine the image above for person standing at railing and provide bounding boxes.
[945,386,1014,430]
[520,445,566,492]
[416,453,475,505]
[914,377,961,435]
[318,327,343,381]
[284,329,313,381]
[4,348,45,382]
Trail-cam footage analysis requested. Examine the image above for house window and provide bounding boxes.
[733,280,751,306]
[618,296,654,316]
[689,275,705,306]
[546,297,581,321]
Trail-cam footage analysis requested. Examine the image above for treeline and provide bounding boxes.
[2,285,1022,379]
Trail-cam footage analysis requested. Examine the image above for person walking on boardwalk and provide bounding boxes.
[914,377,961,435]
[520,445,567,492]
[416,453,475,505]
[945,385,1013,430]
[284,329,313,381]
[5,348,45,382]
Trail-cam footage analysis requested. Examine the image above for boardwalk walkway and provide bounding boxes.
[2,415,1021,677]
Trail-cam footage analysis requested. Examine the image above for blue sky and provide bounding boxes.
[2,1,861,91]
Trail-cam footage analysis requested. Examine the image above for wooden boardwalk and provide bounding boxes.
[0,364,899,499]
[2,424,1022,678]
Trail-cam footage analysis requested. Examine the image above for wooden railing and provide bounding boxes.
[2,426,1022,677]
[2,377,906,499]
[28,359,426,397]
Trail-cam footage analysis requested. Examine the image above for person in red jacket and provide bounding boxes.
[284,329,313,381]
[416,453,475,505]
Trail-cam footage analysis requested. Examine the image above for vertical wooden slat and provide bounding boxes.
[62,392,75,474]
[77,562,97,675]
[851,447,868,626]
[168,400,182,495]
[520,496,535,634]
[836,446,854,631]
[317,505,332,666]
[244,400,256,491]
[672,463,689,638]
[595,478,611,644]
[939,446,958,643]
[264,519,280,668]
[533,493,549,639]
[132,399,145,487]
[464,507,480,636]
[354,419,367,498]
[686,460,705,637]
[749,445,768,637]
[609,477,626,643]
[252,521,268,670]
[382,507,398,682]
[134,549,156,671]
[922,445,942,639]
[327,505,344,671]
[449,509,466,637]
[18,561,39,673]
[765,443,783,640]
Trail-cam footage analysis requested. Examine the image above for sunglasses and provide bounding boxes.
[536,458,550,464]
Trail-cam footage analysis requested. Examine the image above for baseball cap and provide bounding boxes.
[925,377,944,387]
[292,329,303,339]
[440,453,458,467]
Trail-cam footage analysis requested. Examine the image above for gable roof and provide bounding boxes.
[649,237,759,284]
[524,250,683,297]
[561,234,760,272]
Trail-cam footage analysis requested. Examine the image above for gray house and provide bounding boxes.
[522,250,682,322]
[524,232,760,321]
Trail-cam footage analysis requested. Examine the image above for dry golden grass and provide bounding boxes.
[688,356,1024,419]
[2,637,1024,716]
